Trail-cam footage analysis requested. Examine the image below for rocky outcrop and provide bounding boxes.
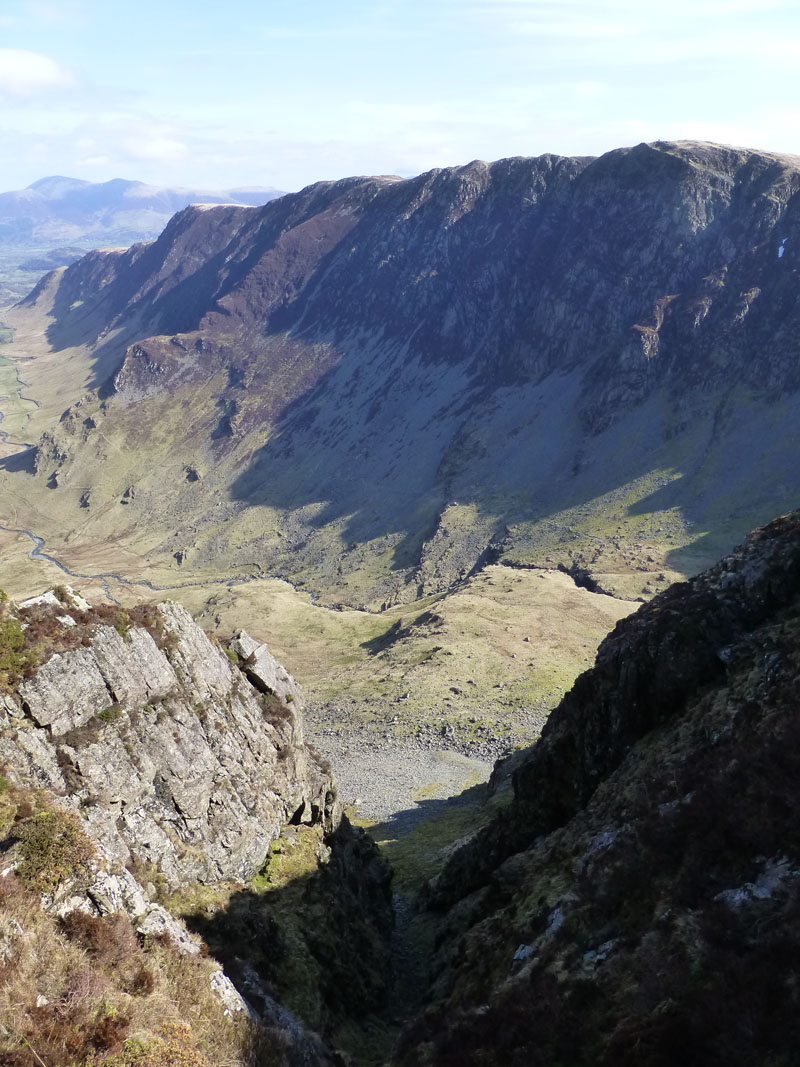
[0,598,337,886]
[425,508,800,906]
[230,629,305,710]
[397,509,800,1066]
[0,591,393,1065]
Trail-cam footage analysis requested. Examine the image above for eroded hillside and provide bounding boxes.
[1,140,799,613]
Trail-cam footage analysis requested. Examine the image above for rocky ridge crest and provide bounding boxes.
[397,509,800,1065]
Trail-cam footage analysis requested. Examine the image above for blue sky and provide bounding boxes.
[1,0,799,191]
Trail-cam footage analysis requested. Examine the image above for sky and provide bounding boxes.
[0,0,799,193]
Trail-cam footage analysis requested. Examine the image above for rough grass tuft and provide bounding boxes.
[15,807,96,894]
[0,786,286,1067]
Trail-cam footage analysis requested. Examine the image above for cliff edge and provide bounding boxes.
[399,509,800,1065]
[0,591,391,1066]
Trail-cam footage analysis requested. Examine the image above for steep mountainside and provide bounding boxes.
[396,508,800,1066]
[3,140,800,609]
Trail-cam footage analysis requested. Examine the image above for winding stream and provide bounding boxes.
[0,341,355,611]
[0,522,274,606]
[0,344,261,605]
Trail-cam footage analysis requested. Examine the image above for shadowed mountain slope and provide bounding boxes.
[5,140,800,607]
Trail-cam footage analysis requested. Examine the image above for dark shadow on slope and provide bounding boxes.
[182,818,394,1060]
[367,780,490,845]
[226,350,800,588]
[664,531,723,574]
[0,446,36,473]
[220,159,800,567]
[360,610,444,655]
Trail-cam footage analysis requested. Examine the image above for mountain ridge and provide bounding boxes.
[6,139,799,610]
[0,174,285,243]
[0,174,286,305]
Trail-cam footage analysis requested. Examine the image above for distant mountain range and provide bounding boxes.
[0,175,285,303]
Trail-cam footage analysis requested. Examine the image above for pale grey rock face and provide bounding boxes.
[87,868,149,919]
[0,717,65,789]
[209,969,250,1017]
[36,858,250,1019]
[90,625,175,707]
[19,586,90,612]
[136,904,202,954]
[19,648,111,735]
[230,630,305,715]
[0,601,338,886]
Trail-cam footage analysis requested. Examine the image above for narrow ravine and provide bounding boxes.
[0,339,510,1066]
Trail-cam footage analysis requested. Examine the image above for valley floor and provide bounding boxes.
[307,724,492,829]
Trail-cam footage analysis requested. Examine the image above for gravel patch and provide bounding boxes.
[307,727,495,830]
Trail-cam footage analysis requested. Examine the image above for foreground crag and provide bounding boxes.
[397,510,800,1066]
[1,594,335,885]
[0,591,392,1065]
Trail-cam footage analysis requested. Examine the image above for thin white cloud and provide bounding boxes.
[76,154,112,168]
[470,0,799,41]
[465,0,800,70]
[511,17,640,37]
[26,0,88,26]
[0,49,72,96]
[0,0,798,193]
[256,25,361,41]
[348,101,463,125]
[121,135,189,162]
[476,0,794,12]
[573,80,608,99]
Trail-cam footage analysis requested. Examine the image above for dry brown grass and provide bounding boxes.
[0,874,264,1067]
[0,785,290,1067]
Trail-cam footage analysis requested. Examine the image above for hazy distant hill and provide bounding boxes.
[0,175,285,302]
[0,174,284,244]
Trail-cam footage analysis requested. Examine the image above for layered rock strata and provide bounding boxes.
[1,599,336,885]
